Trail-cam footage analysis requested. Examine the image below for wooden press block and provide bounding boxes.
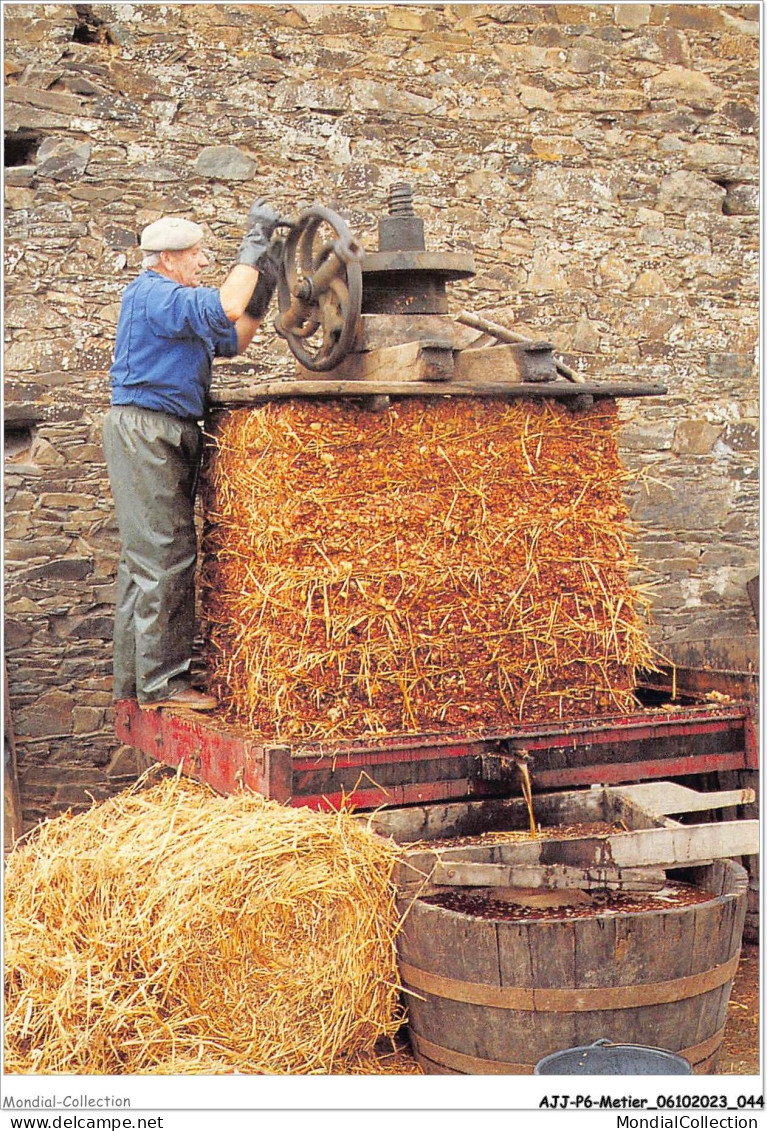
[297,337,455,383]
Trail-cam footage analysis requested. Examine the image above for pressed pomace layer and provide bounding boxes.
[201,397,655,741]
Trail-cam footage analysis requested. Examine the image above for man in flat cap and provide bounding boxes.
[103,201,281,711]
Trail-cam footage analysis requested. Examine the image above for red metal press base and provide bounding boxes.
[114,675,757,811]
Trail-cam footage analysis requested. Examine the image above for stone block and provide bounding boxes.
[30,437,67,469]
[685,141,746,168]
[72,706,106,735]
[567,46,611,73]
[4,167,36,188]
[720,422,759,454]
[662,5,729,31]
[272,80,350,115]
[523,250,568,294]
[15,689,74,738]
[557,89,648,112]
[519,85,556,111]
[623,28,689,65]
[4,296,68,330]
[620,419,675,451]
[631,269,669,295]
[4,490,37,514]
[36,138,92,180]
[349,78,439,116]
[570,316,601,352]
[386,8,436,32]
[39,493,96,510]
[597,252,636,289]
[614,5,652,29]
[6,338,77,375]
[530,136,584,160]
[68,615,114,641]
[673,420,721,455]
[631,474,736,531]
[4,619,34,650]
[103,224,137,249]
[133,164,179,183]
[53,783,113,808]
[194,145,257,180]
[657,170,726,214]
[647,66,722,110]
[24,558,93,582]
[5,186,36,209]
[706,353,753,380]
[105,745,143,778]
[723,184,759,216]
[493,43,562,68]
[5,86,83,116]
[555,5,614,25]
[5,104,74,132]
[720,99,757,132]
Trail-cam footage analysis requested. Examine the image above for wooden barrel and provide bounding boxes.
[398,859,748,1075]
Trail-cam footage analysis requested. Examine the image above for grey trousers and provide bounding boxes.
[102,405,202,704]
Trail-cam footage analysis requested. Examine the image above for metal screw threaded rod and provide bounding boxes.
[388,183,415,216]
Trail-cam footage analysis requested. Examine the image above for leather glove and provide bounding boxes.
[244,236,283,320]
[237,197,282,269]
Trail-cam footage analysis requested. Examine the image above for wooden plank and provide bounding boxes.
[297,338,455,384]
[686,887,736,1050]
[369,790,600,845]
[456,309,585,383]
[609,781,755,815]
[453,342,525,384]
[493,919,547,1066]
[536,821,759,870]
[399,896,503,1072]
[210,379,667,405]
[429,861,666,891]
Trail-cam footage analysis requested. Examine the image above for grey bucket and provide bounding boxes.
[534,1038,693,1075]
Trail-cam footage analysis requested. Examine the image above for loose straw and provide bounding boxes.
[4,773,408,1075]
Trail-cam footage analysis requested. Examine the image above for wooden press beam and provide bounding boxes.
[608,781,756,815]
[296,337,455,384]
[210,379,668,408]
[426,861,667,892]
[400,820,759,871]
[456,310,585,383]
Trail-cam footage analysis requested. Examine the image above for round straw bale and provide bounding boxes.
[4,774,405,1075]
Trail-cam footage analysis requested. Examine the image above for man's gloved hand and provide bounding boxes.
[244,236,283,321]
[237,198,282,269]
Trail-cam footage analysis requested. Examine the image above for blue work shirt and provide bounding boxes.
[109,270,239,420]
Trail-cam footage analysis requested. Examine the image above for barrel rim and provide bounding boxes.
[408,860,748,928]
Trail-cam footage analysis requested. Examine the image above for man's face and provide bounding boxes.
[160,242,210,287]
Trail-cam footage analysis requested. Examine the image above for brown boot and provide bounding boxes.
[141,687,218,712]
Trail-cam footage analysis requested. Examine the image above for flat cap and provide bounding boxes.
[140,216,205,252]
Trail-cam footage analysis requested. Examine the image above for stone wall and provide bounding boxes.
[4,3,759,824]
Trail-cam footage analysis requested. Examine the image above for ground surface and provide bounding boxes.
[718,943,760,1075]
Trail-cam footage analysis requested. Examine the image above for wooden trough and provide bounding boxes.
[369,783,756,1074]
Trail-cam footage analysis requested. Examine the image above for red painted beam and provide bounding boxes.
[297,778,474,813]
[113,696,757,809]
[530,751,751,790]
